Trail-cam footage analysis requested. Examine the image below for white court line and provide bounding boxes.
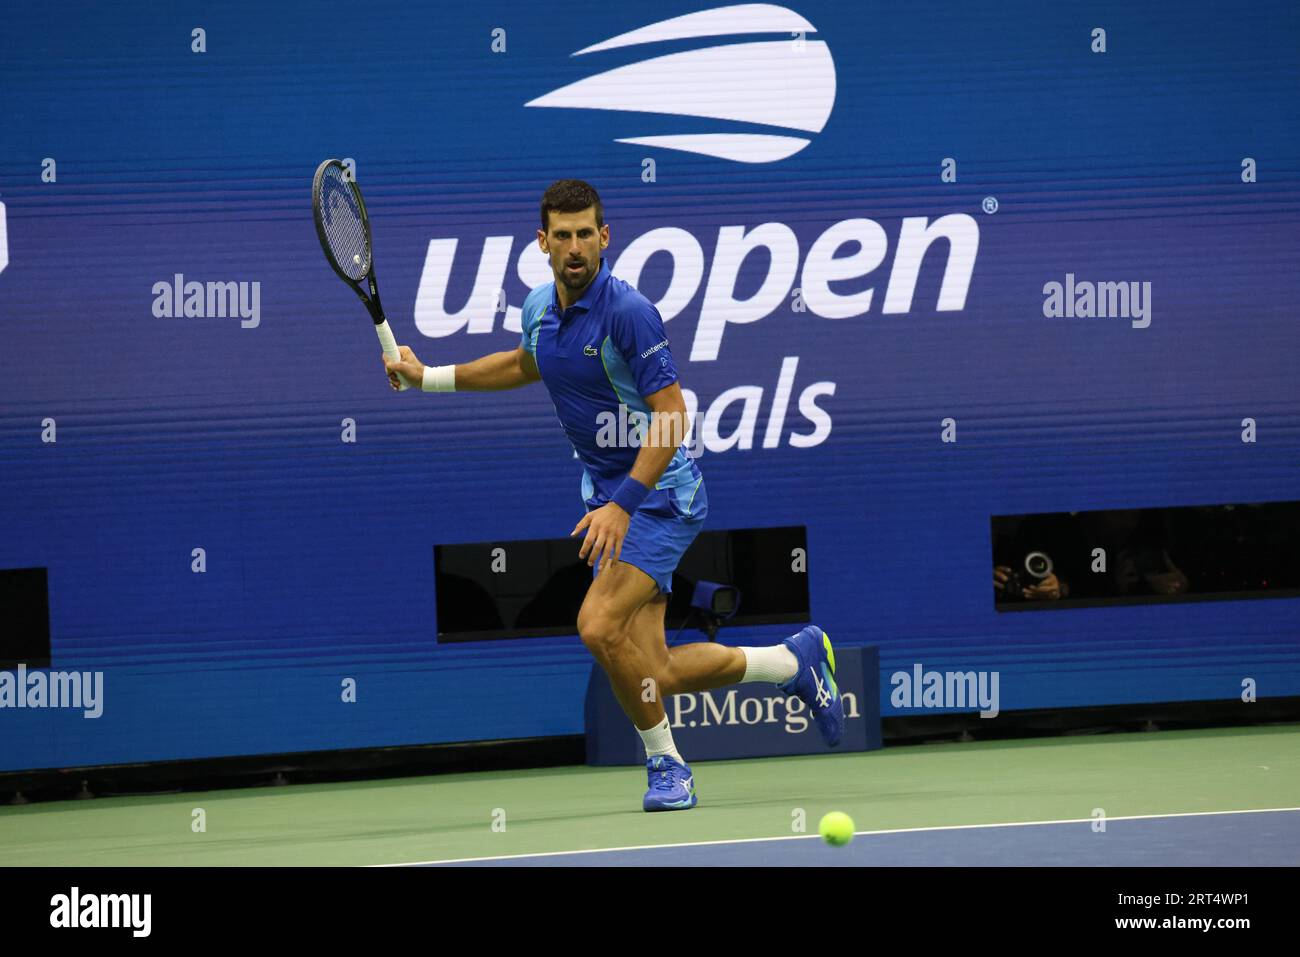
[372,805,1300,867]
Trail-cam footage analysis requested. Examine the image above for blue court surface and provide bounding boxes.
[424,809,1300,867]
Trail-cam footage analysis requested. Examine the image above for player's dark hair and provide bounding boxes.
[540,179,604,232]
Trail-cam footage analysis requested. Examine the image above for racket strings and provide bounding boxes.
[318,165,370,280]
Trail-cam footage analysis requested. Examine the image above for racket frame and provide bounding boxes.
[311,158,410,388]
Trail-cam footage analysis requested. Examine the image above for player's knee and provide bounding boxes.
[577,608,625,657]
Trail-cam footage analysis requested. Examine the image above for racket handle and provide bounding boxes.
[375,320,412,391]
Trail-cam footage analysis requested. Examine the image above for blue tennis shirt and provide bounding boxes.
[519,256,703,512]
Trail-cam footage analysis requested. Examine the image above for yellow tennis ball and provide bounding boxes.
[819,811,855,847]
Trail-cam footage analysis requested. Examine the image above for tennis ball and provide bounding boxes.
[352,254,361,264]
[819,811,855,847]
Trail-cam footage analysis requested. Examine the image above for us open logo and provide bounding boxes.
[525,3,836,164]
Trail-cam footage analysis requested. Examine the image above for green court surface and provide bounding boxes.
[1,724,1296,866]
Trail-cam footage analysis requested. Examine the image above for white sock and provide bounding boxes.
[741,644,799,685]
[637,716,684,764]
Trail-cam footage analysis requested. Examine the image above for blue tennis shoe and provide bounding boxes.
[643,754,698,811]
[779,625,844,747]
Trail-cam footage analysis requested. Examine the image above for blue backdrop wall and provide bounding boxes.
[1,0,1297,770]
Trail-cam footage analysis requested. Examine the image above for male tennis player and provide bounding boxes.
[383,180,843,811]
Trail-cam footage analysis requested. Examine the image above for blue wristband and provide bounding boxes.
[611,476,651,516]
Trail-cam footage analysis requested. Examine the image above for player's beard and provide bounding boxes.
[558,255,594,290]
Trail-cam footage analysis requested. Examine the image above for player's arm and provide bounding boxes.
[572,382,690,574]
[573,301,688,573]
[382,344,540,392]
[627,381,690,490]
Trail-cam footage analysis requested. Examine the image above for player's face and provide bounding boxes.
[539,207,609,292]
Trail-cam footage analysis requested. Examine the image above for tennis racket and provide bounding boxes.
[311,158,412,390]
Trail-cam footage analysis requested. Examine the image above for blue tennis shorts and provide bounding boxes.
[593,477,708,595]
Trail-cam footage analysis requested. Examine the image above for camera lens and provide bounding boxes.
[1025,551,1053,579]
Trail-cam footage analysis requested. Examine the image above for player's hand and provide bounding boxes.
[383,345,424,391]
[571,502,631,575]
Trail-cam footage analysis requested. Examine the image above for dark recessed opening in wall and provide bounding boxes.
[0,567,52,668]
[991,500,1300,611]
[435,526,810,642]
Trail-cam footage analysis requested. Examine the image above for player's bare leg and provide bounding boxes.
[576,561,667,730]
[579,561,711,810]
[579,564,759,716]
[623,593,747,695]
[621,578,845,753]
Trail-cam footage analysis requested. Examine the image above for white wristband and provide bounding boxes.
[422,364,456,392]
